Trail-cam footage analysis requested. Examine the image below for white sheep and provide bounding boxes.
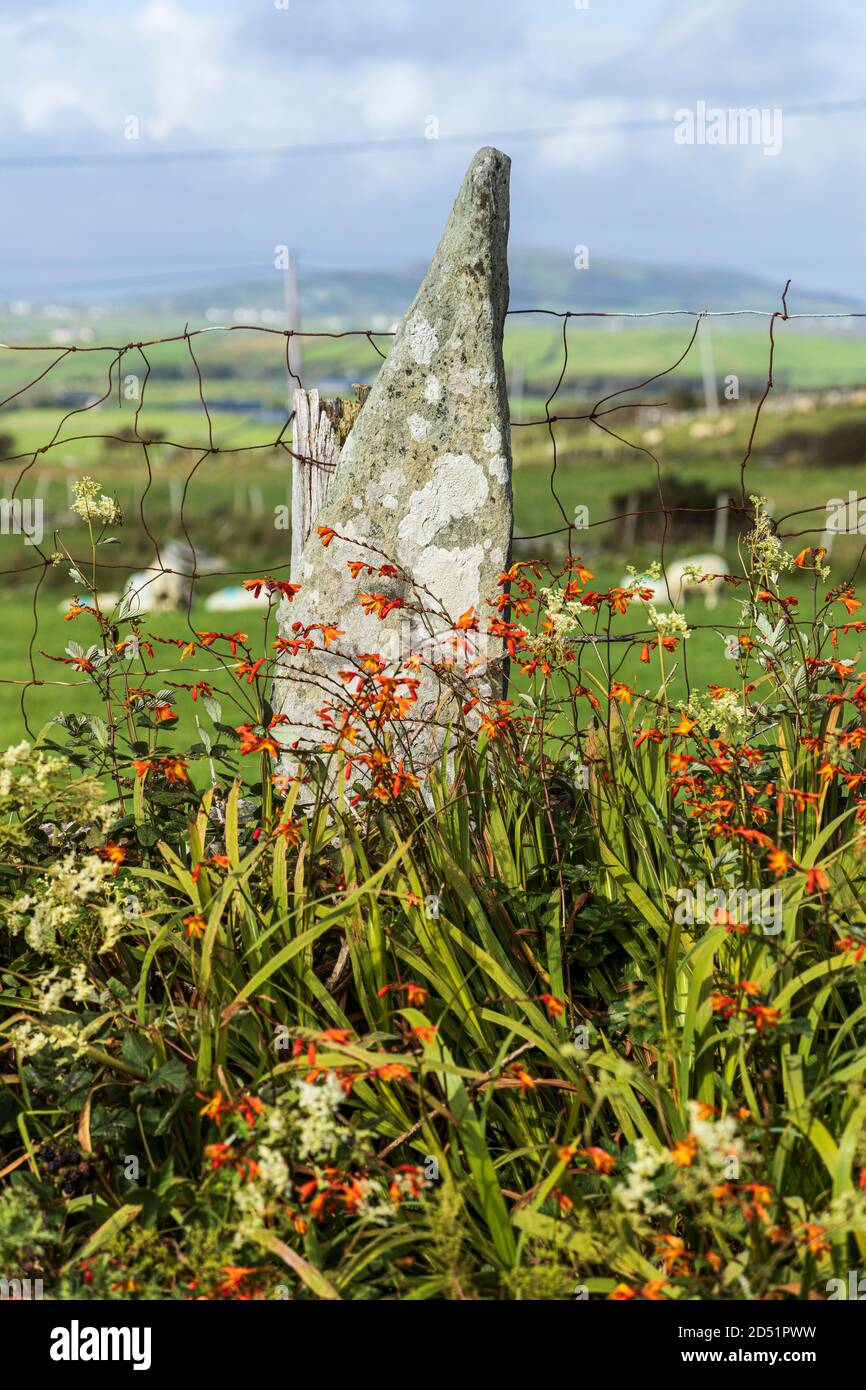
[622,553,728,611]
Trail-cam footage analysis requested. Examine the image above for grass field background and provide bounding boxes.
[2,311,866,745]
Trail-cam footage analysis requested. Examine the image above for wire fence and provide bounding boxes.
[2,280,866,741]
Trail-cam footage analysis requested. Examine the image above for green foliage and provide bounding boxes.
[2,494,866,1300]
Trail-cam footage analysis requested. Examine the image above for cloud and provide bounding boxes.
[0,0,863,299]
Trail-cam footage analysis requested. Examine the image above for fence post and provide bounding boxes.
[713,490,729,551]
[290,387,369,580]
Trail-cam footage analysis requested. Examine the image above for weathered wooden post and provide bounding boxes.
[290,386,370,580]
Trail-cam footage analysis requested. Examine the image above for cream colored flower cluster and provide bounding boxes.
[646,604,691,638]
[6,851,123,955]
[71,476,122,526]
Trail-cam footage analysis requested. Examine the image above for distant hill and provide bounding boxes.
[118,248,861,323]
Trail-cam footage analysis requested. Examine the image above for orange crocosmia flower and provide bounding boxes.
[236,724,280,758]
[693,1101,716,1121]
[655,1235,690,1274]
[183,913,207,939]
[389,762,420,797]
[273,818,301,845]
[375,1063,412,1084]
[711,991,736,1016]
[605,587,633,614]
[412,1025,437,1046]
[805,867,830,894]
[235,658,266,684]
[670,1134,698,1167]
[197,1090,231,1123]
[837,590,863,615]
[454,606,477,630]
[236,1094,266,1126]
[634,728,665,748]
[159,757,188,784]
[404,891,422,908]
[562,557,593,585]
[794,546,828,569]
[608,1284,637,1301]
[748,1004,781,1031]
[712,909,748,936]
[308,623,344,649]
[796,1223,830,1257]
[204,1141,234,1171]
[538,993,566,1018]
[96,841,126,873]
[668,753,692,774]
[317,526,338,547]
[766,846,794,878]
[358,592,405,620]
[835,935,866,963]
[509,1064,536,1092]
[218,1266,257,1297]
[639,642,651,663]
[346,559,374,580]
[672,713,697,736]
[738,979,762,998]
[581,1146,616,1174]
[609,681,633,705]
[64,597,97,621]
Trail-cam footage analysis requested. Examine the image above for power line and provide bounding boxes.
[1,97,865,171]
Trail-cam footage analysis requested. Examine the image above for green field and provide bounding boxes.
[2,313,866,744]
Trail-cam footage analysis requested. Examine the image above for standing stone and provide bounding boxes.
[273,147,513,780]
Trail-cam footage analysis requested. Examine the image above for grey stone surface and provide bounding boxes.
[273,147,513,773]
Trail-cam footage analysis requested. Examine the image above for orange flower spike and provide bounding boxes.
[836,935,866,963]
[609,681,633,705]
[748,1004,781,1031]
[183,913,207,939]
[538,993,566,1018]
[97,841,126,873]
[805,867,830,894]
[670,1134,698,1167]
[508,1063,536,1092]
[672,712,697,736]
[197,1090,231,1124]
[234,658,266,684]
[581,1146,616,1174]
[766,846,795,878]
[634,728,665,748]
[163,757,189,785]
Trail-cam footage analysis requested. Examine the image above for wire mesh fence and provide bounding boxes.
[2,283,865,791]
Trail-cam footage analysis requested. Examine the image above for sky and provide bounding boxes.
[0,0,864,304]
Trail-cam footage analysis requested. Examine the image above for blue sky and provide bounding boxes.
[1,0,864,302]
